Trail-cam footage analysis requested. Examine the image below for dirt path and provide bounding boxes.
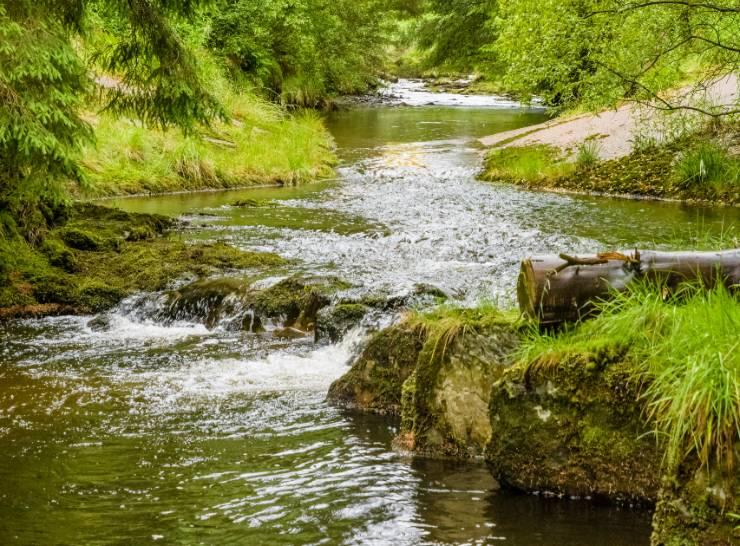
[479,74,738,159]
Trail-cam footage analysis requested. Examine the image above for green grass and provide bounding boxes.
[517,282,740,473]
[406,303,519,365]
[482,145,575,184]
[672,141,739,198]
[76,52,336,198]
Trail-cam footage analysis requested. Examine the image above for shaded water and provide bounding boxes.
[2,84,737,544]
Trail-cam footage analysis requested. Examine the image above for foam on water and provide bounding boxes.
[378,79,536,108]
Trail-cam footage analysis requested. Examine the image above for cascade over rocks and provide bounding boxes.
[158,275,349,332]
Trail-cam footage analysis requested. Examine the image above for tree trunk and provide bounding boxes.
[518,250,740,325]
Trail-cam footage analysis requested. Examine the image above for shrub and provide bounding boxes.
[576,140,601,167]
[673,142,739,195]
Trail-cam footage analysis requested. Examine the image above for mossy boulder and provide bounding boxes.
[315,303,370,343]
[160,275,347,331]
[327,324,425,414]
[651,460,739,546]
[59,227,112,252]
[163,277,253,329]
[40,238,78,272]
[485,352,661,503]
[404,319,521,458]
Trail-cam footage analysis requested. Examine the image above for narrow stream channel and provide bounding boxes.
[2,83,737,545]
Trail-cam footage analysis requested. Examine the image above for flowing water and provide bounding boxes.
[2,82,738,545]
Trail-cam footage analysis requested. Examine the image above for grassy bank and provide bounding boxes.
[517,283,739,474]
[78,94,335,198]
[482,126,740,205]
[0,203,286,317]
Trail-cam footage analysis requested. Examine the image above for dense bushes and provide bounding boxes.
[207,0,398,106]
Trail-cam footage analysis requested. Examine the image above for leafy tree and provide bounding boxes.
[494,0,740,113]
[417,0,499,73]
[207,0,402,105]
[0,0,220,236]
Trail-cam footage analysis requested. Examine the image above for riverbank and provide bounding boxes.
[480,76,739,205]
[0,203,287,318]
[77,95,336,199]
[327,281,740,545]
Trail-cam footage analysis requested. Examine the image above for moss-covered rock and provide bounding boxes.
[406,318,521,458]
[161,275,346,331]
[651,461,739,546]
[485,352,661,503]
[315,303,370,343]
[40,238,78,272]
[0,203,287,318]
[163,277,253,329]
[327,324,425,414]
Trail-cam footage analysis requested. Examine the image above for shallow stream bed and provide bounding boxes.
[1,82,737,545]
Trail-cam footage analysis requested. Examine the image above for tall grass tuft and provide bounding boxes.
[77,51,336,197]
[673,141,739,195]
[517,282,740,472]
[576,140,601,167]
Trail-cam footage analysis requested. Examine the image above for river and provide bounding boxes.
[2,81,737,545]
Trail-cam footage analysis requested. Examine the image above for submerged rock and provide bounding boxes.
[485,351,661,504]
[315,303,370,343]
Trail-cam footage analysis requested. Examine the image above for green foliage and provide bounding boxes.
[207,0,398,105]
[517,283,740,473]
[0,2,91,209]
[416,0,499,73]
[0,0,221,236]
[89,0,223,130]
[494,0,740,112]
